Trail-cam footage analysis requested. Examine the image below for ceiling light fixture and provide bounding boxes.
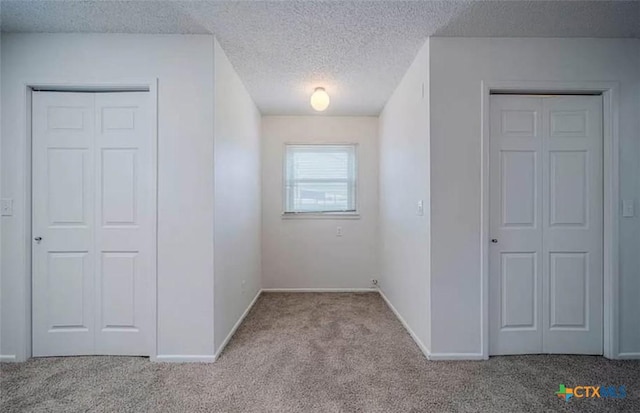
[310,87,330,112]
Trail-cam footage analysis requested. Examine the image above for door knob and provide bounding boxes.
[491,239,498,244]
[34,237,42,243]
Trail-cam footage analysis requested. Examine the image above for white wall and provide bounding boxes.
[429,38,640,357]
[378,40,431,353]
[1,34,216,361]
[213,40,262,354]
[261,116,379,289]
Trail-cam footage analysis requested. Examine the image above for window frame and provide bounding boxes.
[282,143,360,219]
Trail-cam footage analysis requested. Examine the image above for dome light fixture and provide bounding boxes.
[310,87,330,112]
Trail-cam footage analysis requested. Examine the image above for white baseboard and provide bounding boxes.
[262,288,376,293]
[214,289,262,361]
[617,352,640,360]
[427,352,486,361]
[0,355,17,362]
[377,288,431,360]
[154,355,215,363]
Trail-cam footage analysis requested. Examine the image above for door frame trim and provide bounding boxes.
[480,80,620,360]
[21,79,159,361]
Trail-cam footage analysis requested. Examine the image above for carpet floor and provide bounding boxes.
[1,292,638,412]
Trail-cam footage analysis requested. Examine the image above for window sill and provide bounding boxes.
[281,212,361,220]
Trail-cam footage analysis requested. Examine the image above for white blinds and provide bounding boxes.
[284,144,357,213]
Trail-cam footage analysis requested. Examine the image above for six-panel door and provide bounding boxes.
[32,91,154,357]
[489,95,603,355]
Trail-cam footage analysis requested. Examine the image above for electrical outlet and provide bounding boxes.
[241,279,246,294]
[1,199,13,216]
[371,279,378,288]
[417,200,424,216]
[336,226,343,237]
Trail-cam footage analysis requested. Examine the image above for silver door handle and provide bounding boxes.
[34,237,42,243]
[491,239,498,244]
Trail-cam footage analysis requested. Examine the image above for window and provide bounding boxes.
[284,144,357,215]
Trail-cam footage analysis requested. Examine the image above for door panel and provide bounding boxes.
[32,91,153,357]
[549,252,588,329]
[542,96,603,354]
[94,92,152,355]
[47,149,87,225]
[101,149,137,226]
[101,252,138,329]
[501,150,537,227]
[489,95,603,356]
[500,252,537,329]
[489,96,543,355]
[47,252,90,330]
[32,92,95,356]
[549,151,588,226]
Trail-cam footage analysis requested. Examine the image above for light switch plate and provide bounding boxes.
[0,199,13,216]
[417,200,424,216]
[622,200,634,218]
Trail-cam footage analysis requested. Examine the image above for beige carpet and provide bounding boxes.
[1,292,638,412]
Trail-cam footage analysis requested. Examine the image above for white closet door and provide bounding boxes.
[32,91,153,357]
[489,95,603,356]
[542,96,603,354]
[94,93,153,355]
[489,96,544,355]
[32,92,96,356]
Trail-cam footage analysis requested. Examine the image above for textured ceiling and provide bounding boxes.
[1,1,639,115]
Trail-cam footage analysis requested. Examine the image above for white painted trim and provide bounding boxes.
[427,353,485,361]
[214,289,262,361]
[378,288,430,360]
[28,80,154,92]
[617,353,640,360]
[281,213,361,220]
[602,87,620,360]
[148,79,159,362]
[0,355,17,362]
[155,355,215,363]
[480,80,620,360]
[17,79,160,362]
[262,288,376,293]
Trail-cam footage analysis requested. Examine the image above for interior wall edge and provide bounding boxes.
[213,37,262,352]
[378,288,430,359]
[214,290,262,361]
